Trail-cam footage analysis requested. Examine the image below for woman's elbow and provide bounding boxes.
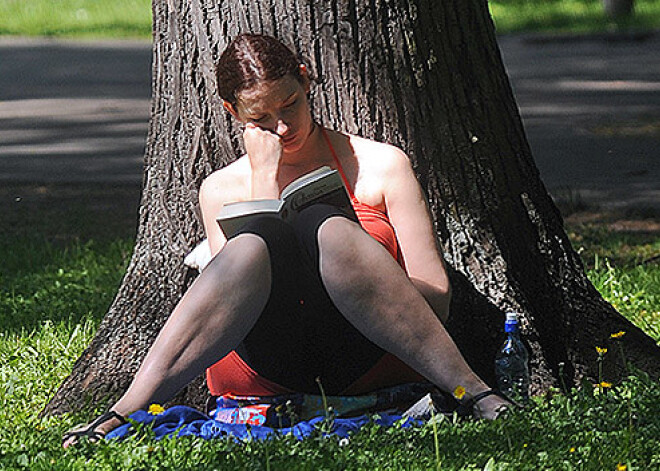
[437,280,451,322]
[439,276,451,300]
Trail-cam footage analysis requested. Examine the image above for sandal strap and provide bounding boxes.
[455,389,510,417]
[88,410,127,431]
[470,389,505,405]
[62,410,127,443]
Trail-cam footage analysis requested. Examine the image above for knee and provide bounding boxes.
[205,232,271,279]
[212,216,294,269]
[317,216,365,272]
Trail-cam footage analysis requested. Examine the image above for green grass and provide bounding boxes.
[0,0,152,39]
[489,0,660,34]
[567,216,660,342]
[1,0,660,39]
[0,189,659,469]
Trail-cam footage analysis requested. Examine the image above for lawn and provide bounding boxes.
[0,0,152,39]
[0,184,659,469]
[1,0,660,38]
[489,0,660,34]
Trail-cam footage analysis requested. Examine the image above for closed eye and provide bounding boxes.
[284,98,298,108]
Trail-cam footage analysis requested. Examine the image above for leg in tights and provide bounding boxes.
[65,232,276,446]
[234,207,388,395]
[316,216,508,418]
[64,208,505,446]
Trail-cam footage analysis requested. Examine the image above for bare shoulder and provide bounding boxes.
[346,134,413,177]
[199,156,251,206]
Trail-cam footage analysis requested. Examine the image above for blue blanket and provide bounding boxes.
[105,405,414,441]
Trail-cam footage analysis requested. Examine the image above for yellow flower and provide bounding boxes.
[596,346,608,355]
[523,443,528,448]
[599,381,613,388]
[616,463,627,471]
[610,331,626,339]
[569,447,575,453]
[148,403,165,415]
[453,385,466,400]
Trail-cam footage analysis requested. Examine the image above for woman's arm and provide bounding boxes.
[381,148,452,322]
[199,174,230,256]
[200,125,284,256]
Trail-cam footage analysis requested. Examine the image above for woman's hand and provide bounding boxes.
[244,122,282,199]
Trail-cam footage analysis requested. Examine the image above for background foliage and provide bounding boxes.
[1,0,660,38]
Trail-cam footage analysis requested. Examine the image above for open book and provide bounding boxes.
[216,166,357,239]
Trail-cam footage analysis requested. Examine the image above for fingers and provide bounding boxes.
[243,123,283,171]
[243,122,280,138]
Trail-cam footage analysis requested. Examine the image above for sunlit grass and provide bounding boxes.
[1,0,660,39]
[489,0,660,34]
[0,0,152,39]
[566,216,660,342]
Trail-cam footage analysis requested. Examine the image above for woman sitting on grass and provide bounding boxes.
[63,33,510,447]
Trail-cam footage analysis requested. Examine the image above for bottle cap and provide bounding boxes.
[504,312,519,333]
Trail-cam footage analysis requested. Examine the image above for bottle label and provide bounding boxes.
[504,321,518,333]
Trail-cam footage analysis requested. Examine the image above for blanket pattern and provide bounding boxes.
[106,383,440,441]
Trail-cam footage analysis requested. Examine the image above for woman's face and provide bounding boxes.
[232,69,312,153]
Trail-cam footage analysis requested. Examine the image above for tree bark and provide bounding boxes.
[43,0,660,416]
[603,0,634,19]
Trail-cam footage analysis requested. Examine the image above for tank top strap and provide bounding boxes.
[320,127,355,199]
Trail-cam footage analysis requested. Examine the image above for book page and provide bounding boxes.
[280,166,333,200]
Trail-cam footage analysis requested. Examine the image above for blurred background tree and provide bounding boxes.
[603,0,635,18]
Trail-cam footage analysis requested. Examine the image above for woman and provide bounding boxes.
[63,34,509,447]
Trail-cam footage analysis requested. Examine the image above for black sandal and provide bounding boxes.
[455,389,514,418]
[62,410,127,446]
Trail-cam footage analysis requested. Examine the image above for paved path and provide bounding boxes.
[1,34,659,210]
[0,38,151,183]
[498,33,660,211]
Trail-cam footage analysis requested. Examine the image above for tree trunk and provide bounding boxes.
[43,0,660,416]
[603,0,634,19]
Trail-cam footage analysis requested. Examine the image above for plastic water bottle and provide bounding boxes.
[495,312,530,403]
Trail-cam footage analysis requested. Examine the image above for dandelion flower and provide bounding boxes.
[569,447,575,453]
[610,331,626,339]
[616,464,627,471]
[596,346,608,355]
[148,403,165,415]
[453,385,466,400]
[599,381,613,389]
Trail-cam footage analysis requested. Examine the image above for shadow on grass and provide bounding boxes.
[0,183,140,332]
[0,236,134,333]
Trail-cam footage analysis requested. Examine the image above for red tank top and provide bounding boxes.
[320,128,406,268]
[206,130,422,396]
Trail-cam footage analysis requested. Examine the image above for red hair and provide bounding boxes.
[217,34,303,106]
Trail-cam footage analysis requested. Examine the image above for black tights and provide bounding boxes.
[231,204,387,395]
